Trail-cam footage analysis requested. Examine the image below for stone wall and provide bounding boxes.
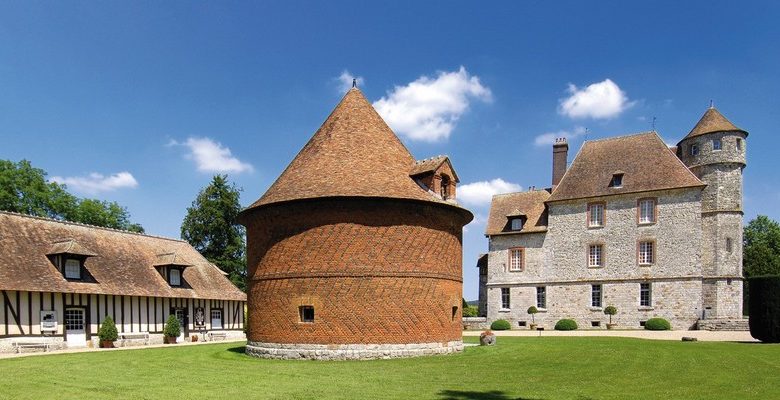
[245,340,462,360]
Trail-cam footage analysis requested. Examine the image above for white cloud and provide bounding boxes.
[336,70,364,93]
[171,137,254,174]
[534,126,587,147]
[51,172,138,194]
[373,66,492,142]
[458,178,522,206]
[558,79,634,119]
[463,213,486,233]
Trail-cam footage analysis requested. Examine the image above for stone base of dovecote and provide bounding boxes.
[245,340,463,360]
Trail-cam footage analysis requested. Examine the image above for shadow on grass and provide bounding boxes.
[227,346,247,354]
[438,390,545,400]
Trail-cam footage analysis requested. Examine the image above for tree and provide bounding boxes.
[744,216,780,278]
[0,159,144,232]
[181,175,246,291]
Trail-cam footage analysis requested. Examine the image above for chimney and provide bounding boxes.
[552,137,569,186]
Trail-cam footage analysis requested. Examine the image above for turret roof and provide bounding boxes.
[681,107,747,143]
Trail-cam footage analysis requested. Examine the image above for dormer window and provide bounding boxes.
[440,175,450,200]
[610,173,624,188]
[169,268,181,286]
[64,259,81,280]
[510,218,523,231]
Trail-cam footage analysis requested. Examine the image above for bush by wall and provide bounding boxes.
[554,319,578,331]
[644,318,671,331]
[98,316,118,342]
[164,315,181,338]
[748,275,780,343]
[463,305,479,317]
[491,319,511,330]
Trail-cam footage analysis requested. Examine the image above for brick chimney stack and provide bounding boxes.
[552,137,568,186]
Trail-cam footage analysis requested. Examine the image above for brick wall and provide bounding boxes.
[242,198,468,345]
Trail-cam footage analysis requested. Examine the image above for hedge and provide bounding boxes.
[554,319,577,331]
[749,275,780,343]
[491,319,511,330]
[644,318,671,331]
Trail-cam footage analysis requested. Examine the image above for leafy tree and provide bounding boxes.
[744,216,780,277]
[181,175,246,291]
[0,159,143,232]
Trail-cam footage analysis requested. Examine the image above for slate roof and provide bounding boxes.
[0,211,246,301]
[486,190,550,236]
[681,107,747,142]
[241,88,471,220]
[547,131,704,203]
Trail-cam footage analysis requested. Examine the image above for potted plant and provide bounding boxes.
[527,306,539,330]
[163,315,181,344]
[479,330,496,346]
[604,306,618,329]
[191,334,199,342]
[98,316,118,348]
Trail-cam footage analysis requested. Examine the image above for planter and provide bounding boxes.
[529,324,538,330]
[164,336,178,344]
[191,335,199,342]
[99,340,115,348]
[606,323,616,330]
[479,331,496,346]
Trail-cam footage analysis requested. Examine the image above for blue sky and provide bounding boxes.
[2,1,779,300]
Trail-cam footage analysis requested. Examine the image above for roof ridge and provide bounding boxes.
[583,130,656,143]
[0,210,185,243]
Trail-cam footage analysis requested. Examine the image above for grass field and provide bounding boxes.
[0,336,778,400]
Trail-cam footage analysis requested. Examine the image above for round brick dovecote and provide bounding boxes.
[238,88,472,359]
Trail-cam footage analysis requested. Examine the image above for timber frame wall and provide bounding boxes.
[0,290,245,339]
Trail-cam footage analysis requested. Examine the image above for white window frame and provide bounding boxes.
[509,248,524,272]
[640,283,652,307]
[639,199,656,224]
[591,284,602,308]
[64,259,81,279]
[639,241,655,265]
[588,203,605,227]
[169,268,181,286]
[611,174,623,188]
[510,218,523,231]
[500,287,511,310]
[690,144,699,156]
[210,309,223,329]
[589,244,603,267]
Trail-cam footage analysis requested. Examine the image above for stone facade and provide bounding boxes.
[246,340,463,360]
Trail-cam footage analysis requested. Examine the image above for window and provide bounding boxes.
[299,306,315,323]
[639,241,655,265]
[638,198,657,224]
[588,244,604,267]
[713,138,722,151]
[536,286,546,309]
[690,144,699,156]
[610,173,624,188]
[508,248,524,272]
[510,218,523,231]
[452,306,458,321]
[737,138,743,150]
[501,288,510,309]
[591,321,601,327]
[64,259,81,279]
[211,309,223,329]
[640,283,652,307]
[726,238,733,253]
[169,268,181,286]
[440,176,450,199]
[591,284,602,308]
[588,203,605,227]
[65,308,85,331]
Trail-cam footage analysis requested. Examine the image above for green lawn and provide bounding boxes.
[1,337,778,400]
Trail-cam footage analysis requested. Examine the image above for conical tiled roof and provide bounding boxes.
[681,107,747,143]
[243,88,467,213]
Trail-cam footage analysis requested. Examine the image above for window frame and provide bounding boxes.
[640,283,652,307]
[591,284,603,308]
[638,240,655,266]
[510,218,523,231]
[588,243,605,268]
[536,286,546,309]
[587,202,606,228]
[736,138,743,150]
[500,287,511,310]
[168,267,182,286]
[690,144,699,156]
[210,309,223,329]
[713,138,722,151]
[299,305,315,323]
[637,198,658,225]
[610,173,624,188]
[726,237,733,253]
[64,258,82,280]
[508,247,525,272]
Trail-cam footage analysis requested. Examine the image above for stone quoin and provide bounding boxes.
[237,88,473,360]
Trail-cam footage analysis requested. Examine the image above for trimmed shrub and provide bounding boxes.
[749,275,780,343]
[527,306,538,324]
[645,317,671,331]
[554,319,578,331]
[491,319,511,330]
[604,306,618,324]
[98,316,118,342]
[163,314,181,338]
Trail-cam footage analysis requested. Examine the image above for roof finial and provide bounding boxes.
[652,116,657,131]
[352,78,357,88]
[709,99,714,109]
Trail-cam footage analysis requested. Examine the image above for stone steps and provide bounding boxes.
[697,318,749,331]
